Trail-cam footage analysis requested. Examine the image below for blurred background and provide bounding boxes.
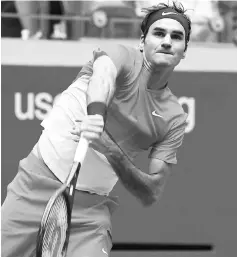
[1,1,237,257]
[1,0,237,44]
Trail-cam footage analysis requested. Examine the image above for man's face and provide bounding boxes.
[141,18,186,68]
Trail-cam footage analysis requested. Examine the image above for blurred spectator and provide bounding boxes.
[14,1,80,40]
[1,1,22,38]
[60,1,87,40]
[84,1,138,38]
[181,0,224,42]
[47,1,65,40]
[134,0,160,17]
[51,1,100,40]
[3,0,234,43]
[15,0,50,39]
[218,1,237,44]
[233,3,237,45]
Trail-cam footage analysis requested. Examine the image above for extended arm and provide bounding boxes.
[92,132,172,206]
[107,152,171,206]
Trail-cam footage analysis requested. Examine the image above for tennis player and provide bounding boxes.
[2,1,191,257]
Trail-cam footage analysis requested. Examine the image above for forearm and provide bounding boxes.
[96,133,163,206]
[86,56,116,107]
[87,73,111,106]
[106,151,161,206]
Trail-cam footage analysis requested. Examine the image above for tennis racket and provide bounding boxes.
[36,136,89,257]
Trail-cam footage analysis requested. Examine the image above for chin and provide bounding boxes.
[153,56,172,66]
[154,61,172,67]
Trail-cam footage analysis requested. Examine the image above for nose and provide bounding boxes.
[161,34,172,49]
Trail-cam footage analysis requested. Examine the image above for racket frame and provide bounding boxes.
[36,137,89,257]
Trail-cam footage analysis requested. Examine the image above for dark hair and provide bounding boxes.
[141,1,192,51]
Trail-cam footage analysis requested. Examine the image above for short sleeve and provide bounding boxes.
[92,44,131,76]
[148,114,187,164]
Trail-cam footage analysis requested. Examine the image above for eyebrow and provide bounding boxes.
[153,27,184,36]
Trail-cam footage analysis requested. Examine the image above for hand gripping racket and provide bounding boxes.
[36,136,89,257]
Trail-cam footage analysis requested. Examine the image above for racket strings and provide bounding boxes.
[41,194,68,257]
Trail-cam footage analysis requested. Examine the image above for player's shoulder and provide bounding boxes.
[94,44,139,75]
[117,44,138,54]
[102,44,136,57]
[118,44,141,60]
[72,44,137,83]
[94,44,138,60]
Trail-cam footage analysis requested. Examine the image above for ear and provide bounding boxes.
[182,50,186,59]
[139,35,145,52]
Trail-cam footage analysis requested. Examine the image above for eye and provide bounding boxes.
[171,34,183,40]
[154,31,165,37]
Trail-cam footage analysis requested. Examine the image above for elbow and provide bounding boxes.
[140,193,160,207]
[140,184,164,207]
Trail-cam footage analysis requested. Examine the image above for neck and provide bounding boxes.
[142,53,174,91]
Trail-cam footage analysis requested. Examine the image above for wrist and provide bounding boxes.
[105,145,125,162]
[87,102,107,120]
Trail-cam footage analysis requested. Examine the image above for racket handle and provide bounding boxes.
[74,136,89,163]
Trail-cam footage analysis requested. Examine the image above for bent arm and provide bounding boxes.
[92,131,172,206]
[108,152,171,206]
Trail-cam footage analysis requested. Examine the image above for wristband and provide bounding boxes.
[87,102,107,120]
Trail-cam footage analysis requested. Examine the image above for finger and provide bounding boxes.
[75,114,103,122]
[74,118,83,123]
[69,131,80,142]
[74,125,104,135]
[80,124,103,134]
[70,128,103,141]
[82,131,101,141]
[70,130,79,135]
[87,114,104,119]
[69,126,81,135]
[74,119,104,129]
[86,120,104,129]
[72,137,79,142]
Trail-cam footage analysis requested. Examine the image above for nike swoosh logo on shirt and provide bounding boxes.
[152,111,163,118]
[162,11,178,16]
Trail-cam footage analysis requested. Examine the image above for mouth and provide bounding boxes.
[156,51,173,55]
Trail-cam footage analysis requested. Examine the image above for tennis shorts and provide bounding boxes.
[1,149,119,257]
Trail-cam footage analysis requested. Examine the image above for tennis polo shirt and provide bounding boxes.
[38,44,187,195]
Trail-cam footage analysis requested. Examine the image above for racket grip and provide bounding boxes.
[74,136,89,163]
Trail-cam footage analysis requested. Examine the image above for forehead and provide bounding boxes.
[149,18,185,34]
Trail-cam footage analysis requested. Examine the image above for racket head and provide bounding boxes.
[36,163,81,257]
[36,188,71,257]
